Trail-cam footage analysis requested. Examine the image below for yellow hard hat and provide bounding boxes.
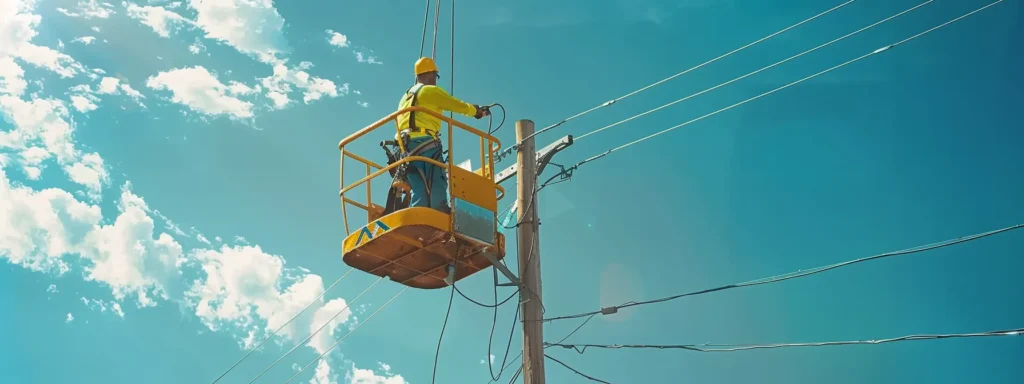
[414,57,439,76]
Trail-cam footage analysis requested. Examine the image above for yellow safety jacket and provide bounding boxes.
[395,83,478,141]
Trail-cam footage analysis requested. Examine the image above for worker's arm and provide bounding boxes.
[420,86,481,117]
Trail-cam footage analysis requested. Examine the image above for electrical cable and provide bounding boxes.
[494,0,857,161]
[487,103,507,135]
[431,0,441,59]
[209,268,354,384]
[542,222,1024,322]
[547,328,1024,354]
[544,354,612,383]
[419,0,431,58]
[245,276,385,383]
[566,0,1006,170]
[456,285,518,308]
[575,0,933,142]
[283,286,411,383]
[485,314,593,383]
[432,284,457,384]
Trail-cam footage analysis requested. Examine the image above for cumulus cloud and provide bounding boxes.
[2,1,85,78]
[354,51,381,65]
[69,94,99,113]
[66,313,75,322]
[146,66,254,119]
[260,64,343,108]
[72,36,97,45]
[326,30,349,48]
[0,173,184,305]
[124,2,191,38]
[0,96,111,197]
[345,363,408,384]
[186,244,355,354]
[188,0,289,64]
[57,0,116,19]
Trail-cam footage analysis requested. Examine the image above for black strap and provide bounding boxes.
[403,84,425,132]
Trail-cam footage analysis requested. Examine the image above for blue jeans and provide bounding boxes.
[404,136,450,211]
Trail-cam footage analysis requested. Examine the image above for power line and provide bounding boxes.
[246,276,386,383]
[576,0,934,142]
[567,0,1007,170]
[209,268,355,383]
[542,222,1024,322]
[487,314,595,383]
[544,354,612,383]
[494,0,857,161]
[546,327,1024,354]
[284,286,410,383]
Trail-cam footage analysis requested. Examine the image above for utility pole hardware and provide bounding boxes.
[515,119,546,384]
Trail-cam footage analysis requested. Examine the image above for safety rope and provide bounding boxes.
[245,276,387,383]
[208,268,355,384]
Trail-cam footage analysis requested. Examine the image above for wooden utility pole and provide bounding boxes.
[515,119,546,383]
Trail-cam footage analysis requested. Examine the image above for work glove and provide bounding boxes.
[473,105,491,119]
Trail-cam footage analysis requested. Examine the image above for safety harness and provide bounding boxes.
[380,84,448,215]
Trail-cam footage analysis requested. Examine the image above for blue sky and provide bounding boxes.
[1,0,1022,383]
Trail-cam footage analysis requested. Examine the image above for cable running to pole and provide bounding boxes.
[565,0,1007,171]
[209,268,355,383]
[544,354,612,383]
[495,0,856,159]
[246,276,386,383]
[576,0,934,142]
[542,222,1024,322]
[284,286,411,383]
[547,328,1024,354]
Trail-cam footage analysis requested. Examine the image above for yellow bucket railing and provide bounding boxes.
[339,106,506,235]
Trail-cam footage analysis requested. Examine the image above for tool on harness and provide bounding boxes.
[379,135,448,215]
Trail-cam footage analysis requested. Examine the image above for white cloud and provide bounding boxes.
[354,51,381,65]
[82,297,127,318]
[57,0,115,19]
[66,313,75,322]
[189,39,206,55]
[146,66,254,119]
[188,0,289,64]
[326,30,349,48]
[72,36,97,45]
[47,284,57,293]
[260,64,342,108]
[69,95,97,113]
[2,1,85,78]
[357,101,368,108]
[345,363,408,384]
[310,360,337,384]
[0,171,184,305]
[186,244,354,352]
[64,152,109,200]
[124,2,191,38]
[0,96,111,197]
[0,57,28,96]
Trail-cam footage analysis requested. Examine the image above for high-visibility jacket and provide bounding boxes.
[395,83,478,141]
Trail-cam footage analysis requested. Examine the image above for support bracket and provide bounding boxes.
[494,135,573,185]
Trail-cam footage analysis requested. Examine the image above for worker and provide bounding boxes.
[394,57,491,213]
